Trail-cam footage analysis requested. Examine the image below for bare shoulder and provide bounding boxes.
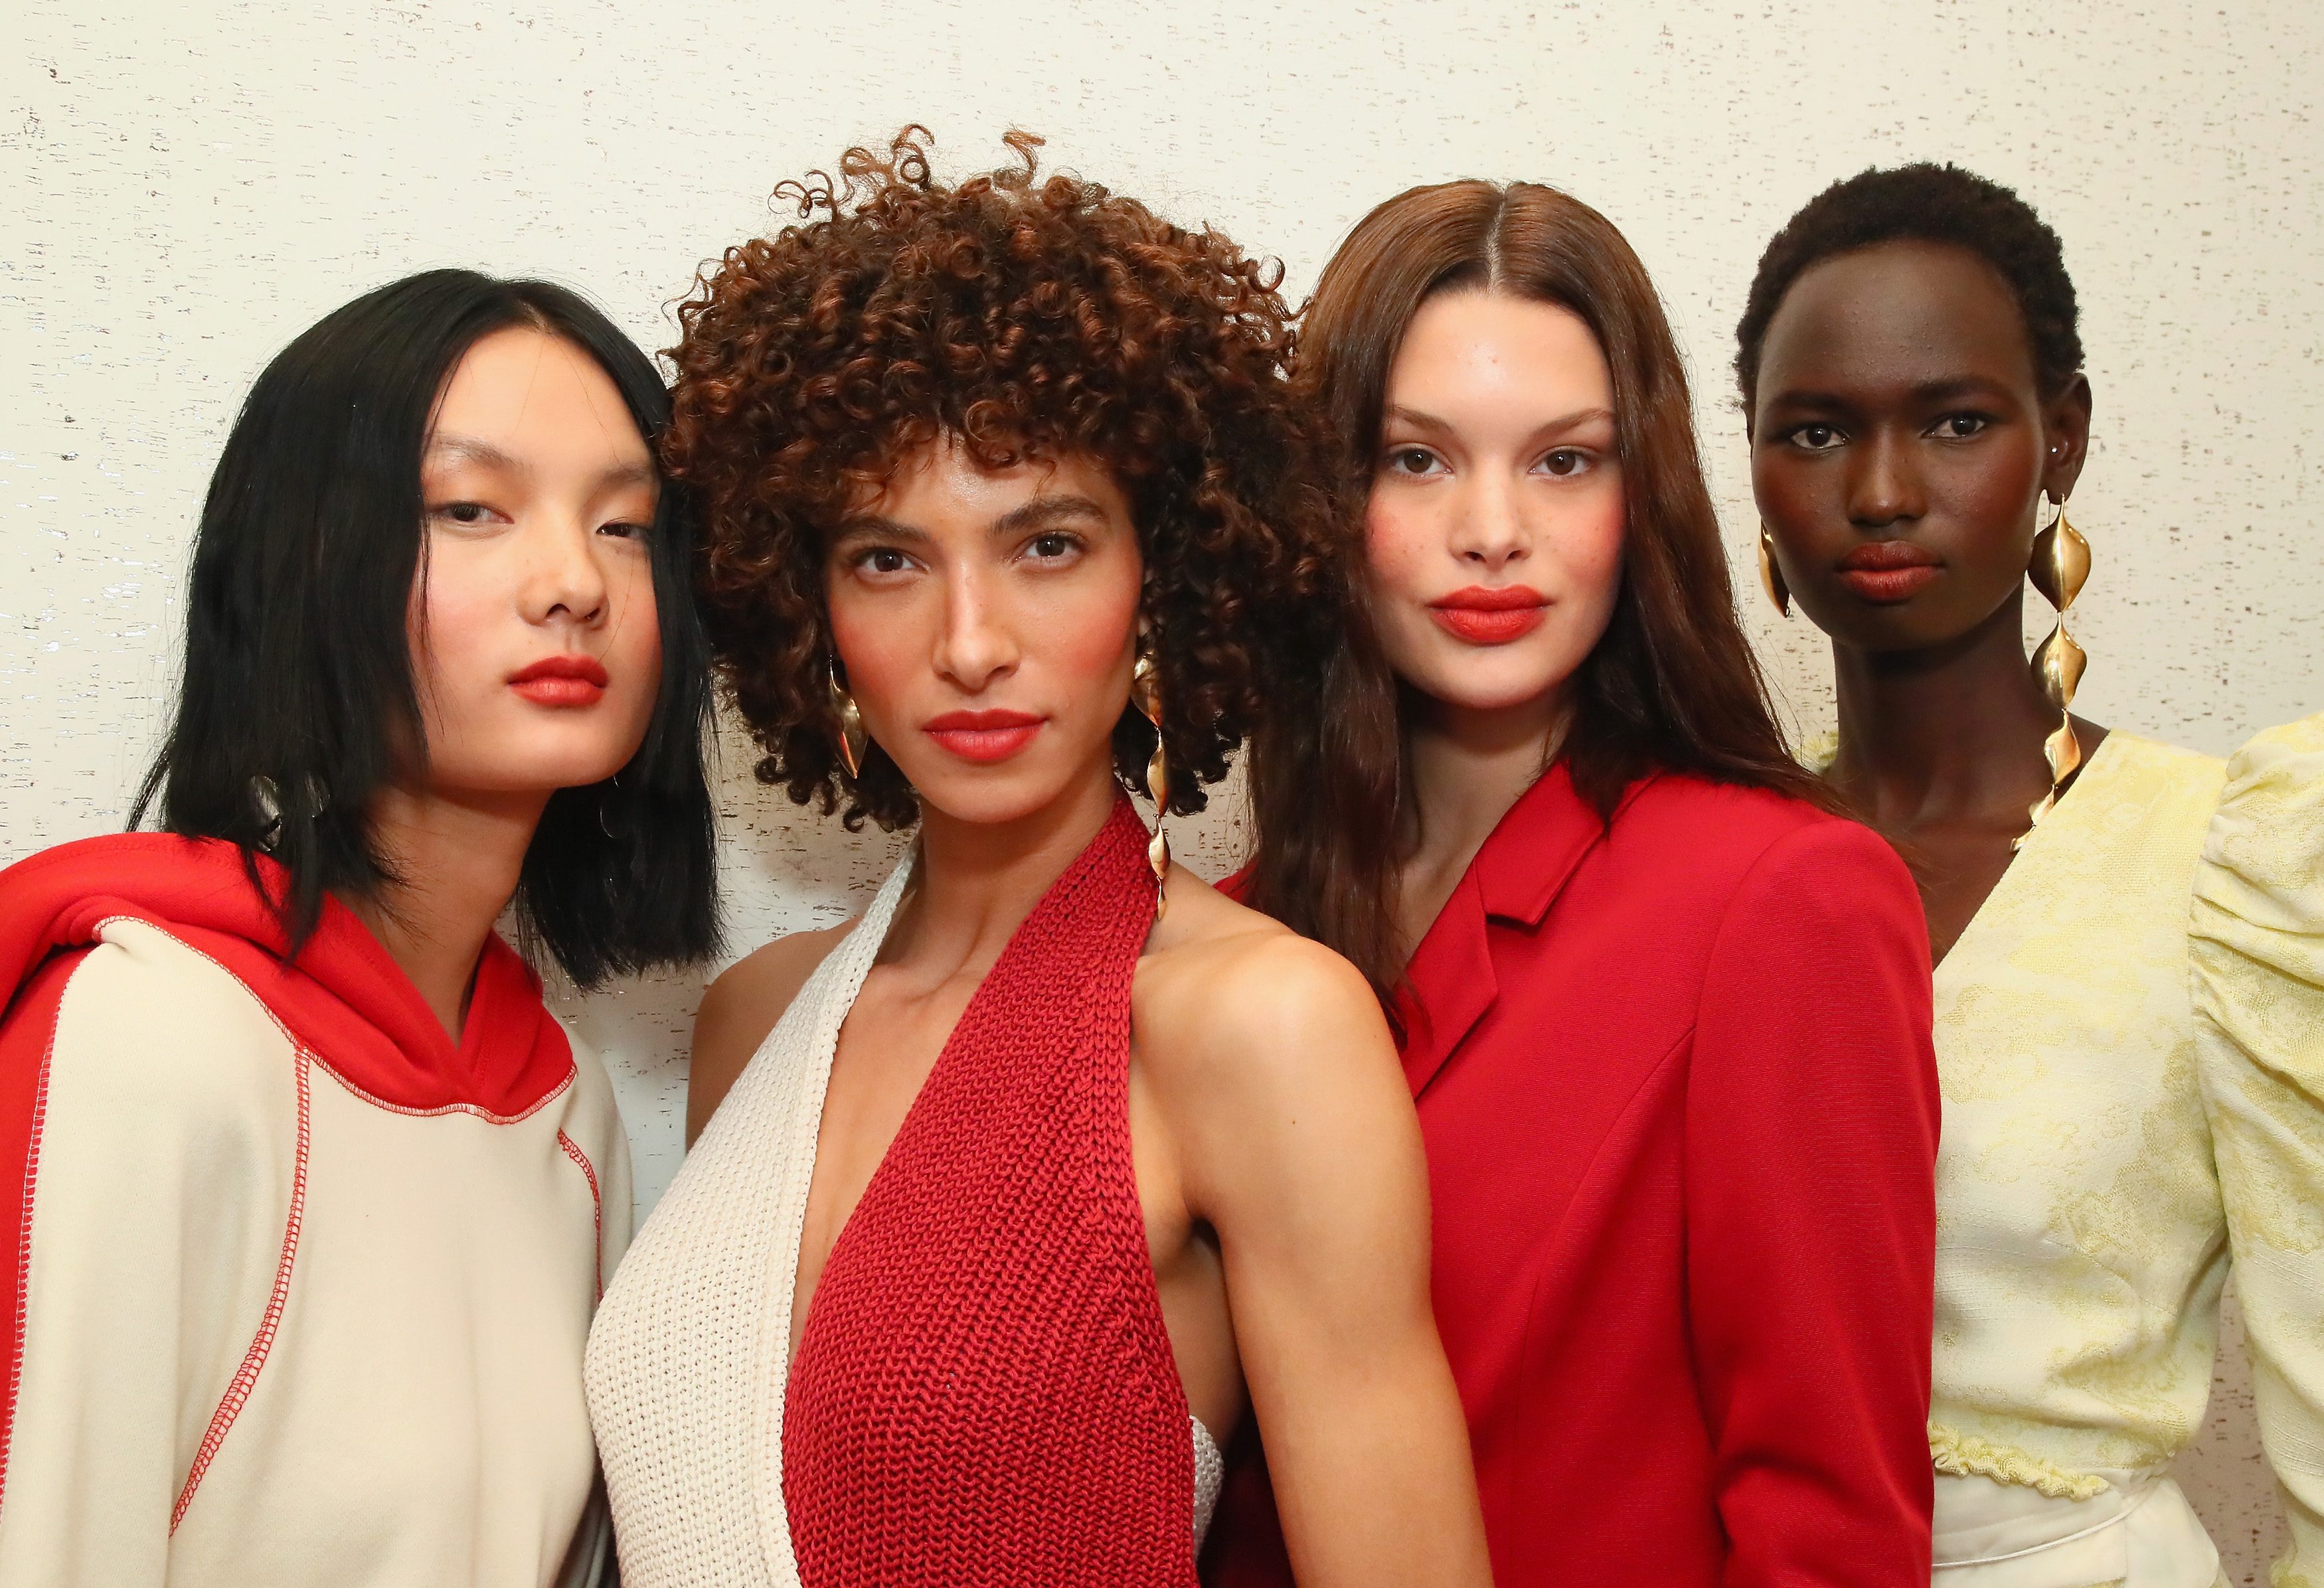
[1132,872,1425,1228]
[685,921,853,1145]
[1133,870,1398,1106]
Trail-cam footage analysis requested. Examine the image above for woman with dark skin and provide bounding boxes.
[1750,226,2096,955]
[1741,163,2237,1587]
[1748,242,2101,957]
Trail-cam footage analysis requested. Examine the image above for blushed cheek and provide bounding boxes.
[1950,440,2046,542]
[1044,582,1139,691]
[608,567,663,744]
[406,572,493,760]
[827,587,923,730]
[1562,492,1627,602]
[1363,494,1437,607]
[1748,453,1841,565]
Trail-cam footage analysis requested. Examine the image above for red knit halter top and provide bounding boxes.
[782,797,1197,1587]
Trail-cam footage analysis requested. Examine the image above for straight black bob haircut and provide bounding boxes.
[131,268,720,989]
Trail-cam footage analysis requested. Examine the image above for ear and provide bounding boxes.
[2041,373,2093,503]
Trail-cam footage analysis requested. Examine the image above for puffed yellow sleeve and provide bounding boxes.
[2191,713,2324,1588]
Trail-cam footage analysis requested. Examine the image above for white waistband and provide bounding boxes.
[1932,1469,2219,1588]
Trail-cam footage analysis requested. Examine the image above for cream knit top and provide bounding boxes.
[2189,713,2324,1588]
[584,856,1222,1588]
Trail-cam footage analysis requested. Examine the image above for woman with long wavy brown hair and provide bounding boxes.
[582,132,1488,1588]
[1207,180,1940,1587]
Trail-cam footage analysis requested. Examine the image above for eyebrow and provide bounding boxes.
[595,459,658,489]
[828,513,934,546]
[425,434,528,475]
[992,494,1110,535]
[424,434,655,491]
[830,494,1113,543]
[1384,403,1616,439]
[1763,375,2017,410]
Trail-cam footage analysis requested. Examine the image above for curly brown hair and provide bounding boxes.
[664,127,1340,832]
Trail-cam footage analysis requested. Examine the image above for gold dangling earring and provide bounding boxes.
[1758,524,1791,617]
[827,655,869,780]
[1129,645,1171,919]
[2018,493,2091,850]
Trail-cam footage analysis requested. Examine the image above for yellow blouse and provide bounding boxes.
[1928,733,2228,1499]
[2190,713,2324,1588]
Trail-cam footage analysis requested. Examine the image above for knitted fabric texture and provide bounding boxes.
[782,797,1197,1587]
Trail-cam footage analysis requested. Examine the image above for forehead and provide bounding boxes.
[847,436,1133,528]
[1756,240,2037,402]
[1388,290,1611,406]
[428,327,650,467]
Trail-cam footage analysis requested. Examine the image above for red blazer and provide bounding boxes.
[1204,767,1938,1587]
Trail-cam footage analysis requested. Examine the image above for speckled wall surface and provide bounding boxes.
[6,1,2318,1575]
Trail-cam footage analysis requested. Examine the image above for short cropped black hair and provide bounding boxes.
[131,268,719,987]
[1735,163,2084,410]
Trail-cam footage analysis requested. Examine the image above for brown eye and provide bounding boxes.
[1936,414,1990,439]
[1540,449,1590,477]
[1384,447,1442,476]
[428,500,507,527]
[1788,425,1843,451]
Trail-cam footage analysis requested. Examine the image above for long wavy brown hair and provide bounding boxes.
[664,127,1337,831]
[1244,180,1833,1002]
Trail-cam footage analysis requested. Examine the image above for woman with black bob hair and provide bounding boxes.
[0,268,715,1588]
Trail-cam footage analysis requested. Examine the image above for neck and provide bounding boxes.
[338,784,546,1042]
[1828,586,2061,827]
[1402,686,1565,878]
[896,760,1123,985]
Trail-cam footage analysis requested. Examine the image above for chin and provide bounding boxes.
[440,739,637,798]
[889,756,1075,830]
[1405,654,1578,716]
[1808,598,1975,655]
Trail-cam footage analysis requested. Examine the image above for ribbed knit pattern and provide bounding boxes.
[782,797,1197,1588]
[585,860,912,1588]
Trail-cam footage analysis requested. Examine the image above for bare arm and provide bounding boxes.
[1161,934,1490,1588]
[685,923,850,1147]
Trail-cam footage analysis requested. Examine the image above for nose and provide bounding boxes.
[1847,429,1928,530]
[521,515,611,632]
[1444,471,1531,573]
[932,560,1021,694]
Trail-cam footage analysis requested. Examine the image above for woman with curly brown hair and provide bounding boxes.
[582,131,1490,1588]
[1206,179,1940,1587]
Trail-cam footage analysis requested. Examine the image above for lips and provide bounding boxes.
[1428,585,1549,645]
[1835,541,1943,604]
[507,654,611,707]
[924,708,1044,764]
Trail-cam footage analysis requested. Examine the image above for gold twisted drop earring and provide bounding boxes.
[827,655,869,780]
[1758,524,1791,617]
[1130,645,1170,919]
[2019,491,2091,849]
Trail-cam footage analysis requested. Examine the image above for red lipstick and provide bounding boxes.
[507,654,610,707]
[1835,542,1942,604]
[924,708,1044,764]
[1428,585,1549,645]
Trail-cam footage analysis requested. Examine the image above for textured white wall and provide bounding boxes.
[7,1,2319,1575]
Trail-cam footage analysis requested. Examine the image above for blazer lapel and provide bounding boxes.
[1399,869,1497,1099]
[1396,765,1612,1101]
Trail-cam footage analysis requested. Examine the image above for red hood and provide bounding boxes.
[0,834,572,1119]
